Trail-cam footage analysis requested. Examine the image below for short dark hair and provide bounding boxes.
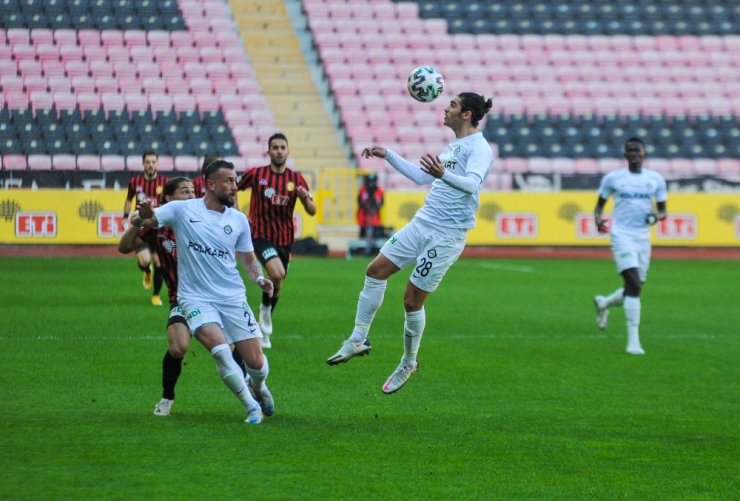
[204,159,235,181]
[201,155,218,174]
[160,176,191,205]
[625,137,645,148]
[142,151,158,163]
[268,132,288,148]
[458,93,493,127]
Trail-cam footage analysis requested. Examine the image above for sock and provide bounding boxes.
[138,262,150,273]
[623,296,641,347]
[402,308,426,367]
[349,276,387,343]
[605,287,624,308]
[270,295,280,312]
[231,348,247,377]
[262,292,271,308]
[210,344,255,409]
[245,354,269,392]
[152,266,163,295]
[162,351,183,400]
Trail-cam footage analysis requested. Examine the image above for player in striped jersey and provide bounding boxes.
[191,155,216,199]
[593,137,667,355]
[122,152,169,306]
[118,177,195,416]
[237,133,317,348]
[327,92,494,394]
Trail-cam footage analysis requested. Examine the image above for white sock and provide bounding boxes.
[402,308,425,367]
[245,353,269,392]
[349,276,387,343]
[605,287,625,308]
[623,296,641,347]
[211,344,256,409]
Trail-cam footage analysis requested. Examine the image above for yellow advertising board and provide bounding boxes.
[0,190,318,244]
[382,192,740,247]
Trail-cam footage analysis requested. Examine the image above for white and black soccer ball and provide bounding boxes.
[406,66,444,103]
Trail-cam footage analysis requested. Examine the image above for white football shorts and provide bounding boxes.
[380,218,468,293]
[179,298,262,343]
[611,233,652,281]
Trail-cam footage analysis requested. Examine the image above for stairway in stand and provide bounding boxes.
[228,0,348,183]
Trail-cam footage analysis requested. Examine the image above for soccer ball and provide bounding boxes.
[407,66,444,103]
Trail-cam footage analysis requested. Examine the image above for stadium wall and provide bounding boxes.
[1,190,738,247]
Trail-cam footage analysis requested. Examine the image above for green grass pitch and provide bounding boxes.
[1,255,737,499]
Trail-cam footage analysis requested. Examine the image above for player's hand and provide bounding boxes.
[361,146,387,159]
[257,277,274,298]
[419,154,444,178]
[645,213,659,226]
[296,185,311,201]
[137,201,154,220]
[595,217,609,234]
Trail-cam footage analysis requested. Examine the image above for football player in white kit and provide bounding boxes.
[327,92,494,393]
[133,160,275,423]
[593,137,667,355]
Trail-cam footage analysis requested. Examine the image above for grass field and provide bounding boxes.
[0,255,737,499]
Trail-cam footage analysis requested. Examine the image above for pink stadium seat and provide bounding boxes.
[551,158,575,174]
[101,30,124,47]
[147,30,171,48]
[83,45,107,63]
[28,154,52,171]
[101,92,125,114]
[149,94,173,113]
[141,77,166,95]
[124,93,148,112]
[222,47,245,64]
[13,44,37,62]
[7,28,30,45]
[95,77,119,94]
[0,59,17,77]
[174,156,199,173]
[44,63,68,80]
[123,30,147,47]
[574,159,599,174]
[0,76,24,92]
[646,158,670,176]
[101,155,126,172]
[598,158,622,173]
[126,155,144,171]
[48,76,72,94]
[36,44,60,62]
[157,156,175,171]
[172,93,196,112]
[77,30,100,46]
[59,45,84,63]
[3,155,28,170]
[72,76,96,94]
[77,92,100,112]
[52,155,77,171]
[89,61,113,78]
[195,93,219,113]
[24,75,48,93]
[30,91,53,114]
[199,47,223,64]
[692,159,718,176]
[4,92,29,110]
[54,92,76,112]
[77,155,101,171]
[31,28,53,44]
[170,31,194,48]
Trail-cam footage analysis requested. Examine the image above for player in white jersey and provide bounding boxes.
[327,92,494,393]
[132,160,276,424]
[593,137,667,355]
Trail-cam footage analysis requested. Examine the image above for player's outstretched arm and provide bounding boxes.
[239,251,274,298]
[131,201,159,229]
[296,185,317,216]
[117,219,145,254]
[594,196,609,233]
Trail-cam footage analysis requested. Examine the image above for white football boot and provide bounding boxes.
[326,339,372,365]
[593,295,609,330]
[153,398,173,416]
[382,360,419,394]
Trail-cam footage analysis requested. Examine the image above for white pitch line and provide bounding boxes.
[458,261,535,273]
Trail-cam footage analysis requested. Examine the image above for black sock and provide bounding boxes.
[162,351,183,400]
[232,349,247,377]
[270,295,280,312]
[138,262,150,273]
[262,292,271,308]
[153,266,163,295]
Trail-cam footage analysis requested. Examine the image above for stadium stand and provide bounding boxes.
[304,0,739,190]
[1,0,276,189]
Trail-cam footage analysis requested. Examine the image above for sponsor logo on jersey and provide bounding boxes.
[223,225,232,235]
[618,192,652,200]
[427,248,437,259]
[186,309,200,320]
[261,247,278,260]
[16,211,57,238]
[259,178,268,185]
[443,160,458,171]
[287,181,295,191]
[187,240,229,258]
